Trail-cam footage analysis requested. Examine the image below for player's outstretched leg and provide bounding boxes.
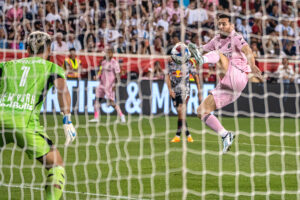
[197,95,234,153]
[38,149,65,200]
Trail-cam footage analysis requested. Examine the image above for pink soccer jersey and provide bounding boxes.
[203,30,251,72]
[99,58,120,89]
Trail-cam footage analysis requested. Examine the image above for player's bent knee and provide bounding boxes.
[197,106,203,119]
[39,148,64,169]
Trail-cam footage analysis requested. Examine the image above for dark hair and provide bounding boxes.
[69,47,76,52]
[218,14,231,23]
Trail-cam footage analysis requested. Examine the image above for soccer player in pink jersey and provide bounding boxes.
[188,14,263,153]
[90,47,126,123]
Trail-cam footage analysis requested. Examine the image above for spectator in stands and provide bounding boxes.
[46,2,62,24]
[143,61,164,80]
[275,19,294,36]
[63,48,82,78]
[251,42,261,58]
[85,33,96,52]
[128,38,138,54]
[96,35,105,53]
[157,13,169,32]
[275,58,295,83]
[167,0,183,24]
[6,1,23,25]
[51,32,68,52]
[116,35,127,54]
[232,0,242,15]
[284,41,296,56]
[152,36,165,55]
[67,33,82,52]
[252,18,263,36]
[0,28,7,49]
[264,31,281,57]
[237,18,252,42]
[185,0,208,28]
[167,34,180,55]
[275,57,295,102]
[10,24,25,50]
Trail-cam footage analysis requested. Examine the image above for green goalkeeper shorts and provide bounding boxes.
[0,128,53,159]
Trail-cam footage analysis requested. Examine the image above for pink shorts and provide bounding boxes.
[211,62,248,109]
[95,85,115,101]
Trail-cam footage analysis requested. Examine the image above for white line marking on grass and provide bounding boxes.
[0,183,150,200]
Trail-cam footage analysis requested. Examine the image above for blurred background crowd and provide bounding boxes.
[0,0,299,57]
[0,0,299,82]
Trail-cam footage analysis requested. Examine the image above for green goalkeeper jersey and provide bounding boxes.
[0,57,66,129]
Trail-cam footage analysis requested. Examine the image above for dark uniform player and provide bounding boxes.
[166,42,201,143]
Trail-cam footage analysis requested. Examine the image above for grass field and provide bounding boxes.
[0,115,300,200]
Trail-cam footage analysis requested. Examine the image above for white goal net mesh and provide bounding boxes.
[0,0,300,199]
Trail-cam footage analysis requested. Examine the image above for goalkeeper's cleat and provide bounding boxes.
[121,115,126,123]
[222,132,235,154]
[188,43,204,66]
[89,118,99,122]
[187,135,194,143]
[171,136,181,143]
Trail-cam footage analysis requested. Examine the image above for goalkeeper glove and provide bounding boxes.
[62,113,77,146]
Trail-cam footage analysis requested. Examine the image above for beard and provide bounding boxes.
[220,31,230,38]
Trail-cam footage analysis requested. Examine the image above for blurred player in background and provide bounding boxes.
[188,14,262,153]
[166,42,201,143]
[0,31,76,200]
[90,46,126,123]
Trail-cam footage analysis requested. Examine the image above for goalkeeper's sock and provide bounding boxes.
[176,119,183,136]
[45,166,65,200]
[203,51,220,64]
[202,114,227,137]
[185,122,190,136]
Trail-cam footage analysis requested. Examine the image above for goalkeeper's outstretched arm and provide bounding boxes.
[54,77,77,145]
[54,77,71,114]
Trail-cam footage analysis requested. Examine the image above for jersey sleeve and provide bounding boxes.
[233,34,248,51]
[51,63,66,80]
[202,37,216,52]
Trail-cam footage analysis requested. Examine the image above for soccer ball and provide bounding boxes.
[171,42,191,64]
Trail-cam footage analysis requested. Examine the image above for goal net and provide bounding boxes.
[0,0,300,199]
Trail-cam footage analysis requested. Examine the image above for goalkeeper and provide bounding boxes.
[0,31,76,200]
[166,42,201,143]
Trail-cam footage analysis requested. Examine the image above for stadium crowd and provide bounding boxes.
[0,0,299,56]
[0,0,299,82]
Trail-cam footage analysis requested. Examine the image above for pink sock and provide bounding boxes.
[115,105,124,117]
[94,111,99,119]
[202,114,227,137]
[203,51,220,64]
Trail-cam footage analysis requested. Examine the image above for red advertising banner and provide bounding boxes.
[0,50,297,74]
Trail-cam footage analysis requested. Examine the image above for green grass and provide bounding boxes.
[1,115,300,200]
